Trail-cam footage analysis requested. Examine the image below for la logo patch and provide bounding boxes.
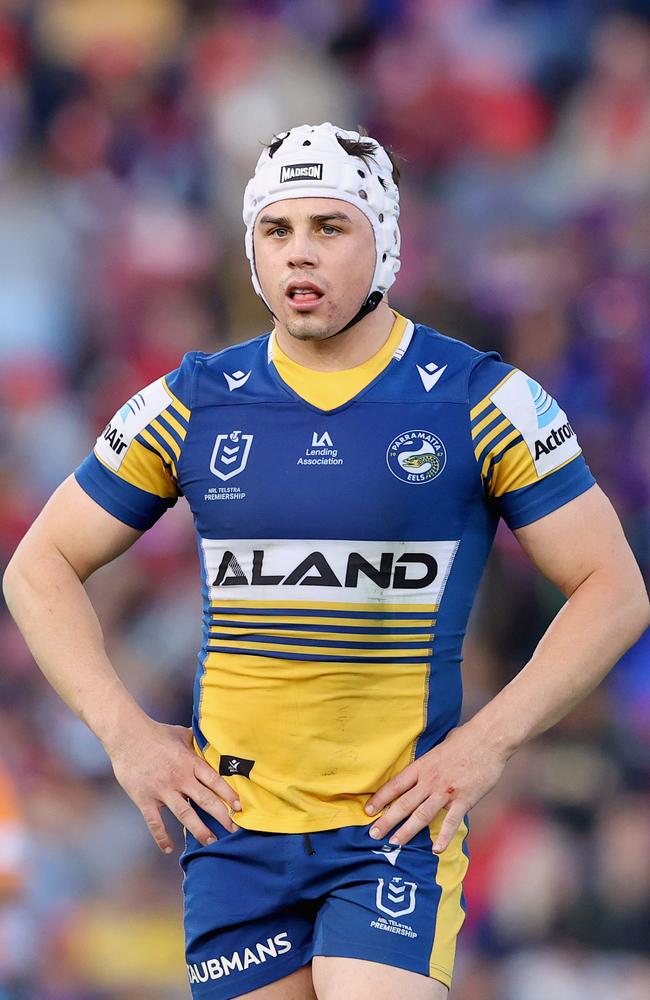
[210,430,253,481]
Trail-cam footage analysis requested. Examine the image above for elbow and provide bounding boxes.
[635,589,650,635]
[2,555,24,615]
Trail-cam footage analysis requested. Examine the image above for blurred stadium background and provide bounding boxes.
[0,1,649,998]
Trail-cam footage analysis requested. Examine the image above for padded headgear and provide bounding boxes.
[243,123,401,320]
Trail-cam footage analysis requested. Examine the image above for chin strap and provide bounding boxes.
[335,291,384,335]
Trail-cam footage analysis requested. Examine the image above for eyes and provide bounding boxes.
[266,224,341,239]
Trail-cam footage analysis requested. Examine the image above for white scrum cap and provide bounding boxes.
[243,123,401,312]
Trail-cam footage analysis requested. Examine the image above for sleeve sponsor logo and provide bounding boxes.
[94,377,171,472]
[201,538,459,605]
[490,370,581,478]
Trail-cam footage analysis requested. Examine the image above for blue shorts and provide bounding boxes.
[180,806,469,1000]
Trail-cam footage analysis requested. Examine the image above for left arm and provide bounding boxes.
[364,485,650,850]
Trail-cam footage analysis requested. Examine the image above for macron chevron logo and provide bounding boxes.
[372,843,402,866]
[416,362,447,392]
[224,370,252,392]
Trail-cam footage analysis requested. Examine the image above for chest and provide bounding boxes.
[179,399,481,543]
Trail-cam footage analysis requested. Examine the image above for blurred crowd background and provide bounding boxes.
[0,0,649,998]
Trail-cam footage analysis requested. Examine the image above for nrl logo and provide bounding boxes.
[210,431,253,481]
[375,877,418,918]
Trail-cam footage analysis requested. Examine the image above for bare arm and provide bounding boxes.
[3,474,240,851]
[3,475,149,746]
[364,484,650,849]
[469,483,650,754]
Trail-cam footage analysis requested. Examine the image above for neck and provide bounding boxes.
[273,301,395,372]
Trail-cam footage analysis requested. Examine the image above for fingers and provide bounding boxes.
[364,767,418,818]
[142,803,175,855]
[368,786,428,842]
[431,801,467,854]
[384,795,449,847]
[184,779,240,833]
[166,793,222,848]
[193,759,242,814]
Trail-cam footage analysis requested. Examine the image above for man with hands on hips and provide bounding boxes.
[4,123,649,1000]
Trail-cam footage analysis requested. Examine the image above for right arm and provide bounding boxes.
[2,475,240,852]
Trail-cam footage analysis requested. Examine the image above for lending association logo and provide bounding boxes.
[297,430,343,467]
[210,431,253,481]
[386,429,446,485]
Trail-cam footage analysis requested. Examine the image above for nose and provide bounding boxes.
[287,230,317,269]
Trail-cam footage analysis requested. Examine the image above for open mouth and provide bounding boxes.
[286,282,325,312]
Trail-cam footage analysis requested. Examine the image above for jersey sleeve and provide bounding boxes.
[468,356,596,529]
[74,353,196,530]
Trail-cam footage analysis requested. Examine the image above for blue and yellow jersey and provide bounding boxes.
[75,312,595,833]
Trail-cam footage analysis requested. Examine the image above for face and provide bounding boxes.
[252,197,376,340]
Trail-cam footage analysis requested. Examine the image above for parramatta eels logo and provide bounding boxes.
[210,431,253,482]
[386,429,446,485]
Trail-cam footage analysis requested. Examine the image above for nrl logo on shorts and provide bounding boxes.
[375,876,418,917]
[210,431,253,481]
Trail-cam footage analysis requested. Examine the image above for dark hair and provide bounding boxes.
[265,127,402,188]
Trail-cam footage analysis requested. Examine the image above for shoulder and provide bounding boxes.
[408,321,505,402]
[190,334,272,405]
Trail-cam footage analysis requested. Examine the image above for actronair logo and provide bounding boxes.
[490,370,581,478]
[101,423,128,458]
[201,538,460,606]
[94,377,171,473]
[534,422,575,460]
[280,163,323,182]
[187,932,292,985]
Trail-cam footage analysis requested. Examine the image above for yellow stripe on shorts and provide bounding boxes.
[428,817,469,987]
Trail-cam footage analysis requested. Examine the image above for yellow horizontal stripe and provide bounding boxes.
[161,408,187,441]
[209,627,434,643]
[473,417,511,464]
[489,437,534,495]
[503,450,586,499]
[163,377,190,420]
[481,427,521,479]
[210,599,439,613]
[471,406,501,440]
[149,418,181,461]
[469,369,516,420]
[140,427,176,473]
[210,639,433,657]
[94,440,177,497]
[210,614,436,628]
